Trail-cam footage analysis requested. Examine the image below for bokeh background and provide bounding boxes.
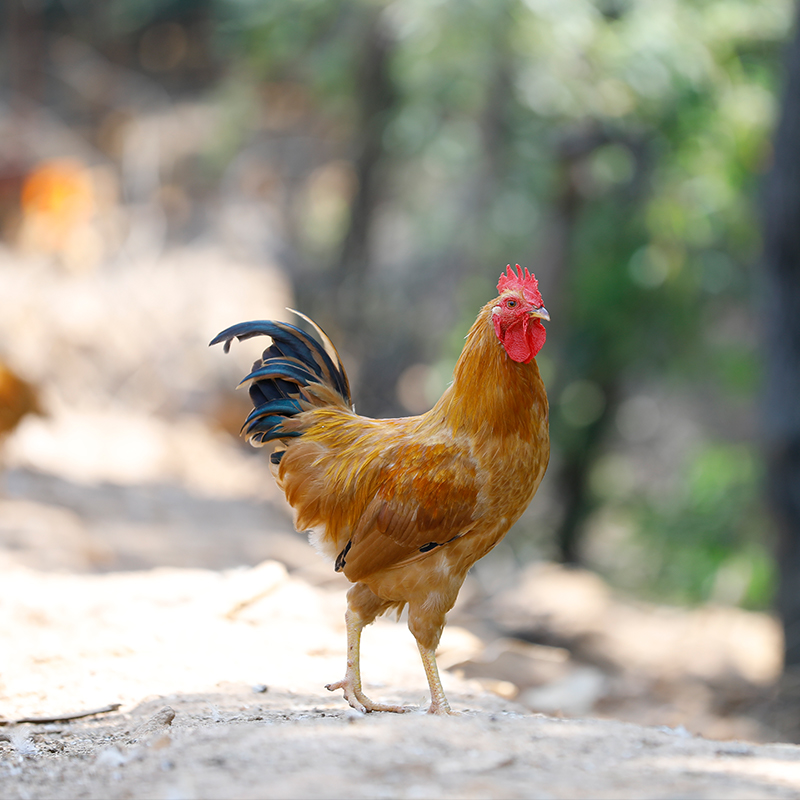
[2,0,800,740]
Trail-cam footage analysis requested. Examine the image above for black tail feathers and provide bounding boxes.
[210,311,352,446]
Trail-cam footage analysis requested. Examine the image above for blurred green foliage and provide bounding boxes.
[107,0,792,607]
[590,442,774,609]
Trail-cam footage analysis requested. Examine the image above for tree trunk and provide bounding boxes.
[295,10,398,417]
[763,6,800,670]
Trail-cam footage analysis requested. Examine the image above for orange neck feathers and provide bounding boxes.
[430,301,547,441]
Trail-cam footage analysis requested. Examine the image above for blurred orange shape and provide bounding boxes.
[21,159,95,247]
[0,360,42,438]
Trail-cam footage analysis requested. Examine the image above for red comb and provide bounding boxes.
[497,264,543,306]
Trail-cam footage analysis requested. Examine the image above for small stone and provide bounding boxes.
[130,706,176,743]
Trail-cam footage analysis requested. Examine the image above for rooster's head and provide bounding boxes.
[491,264,549,364]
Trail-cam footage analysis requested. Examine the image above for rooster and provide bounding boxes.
[211,265,550,714]
[0,360,42,440]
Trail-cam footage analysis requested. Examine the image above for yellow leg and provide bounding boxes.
[326,609,409,713]
[418,643,457,715]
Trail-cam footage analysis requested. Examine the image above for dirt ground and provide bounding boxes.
[1,551,798,800]
[2,249,800,798]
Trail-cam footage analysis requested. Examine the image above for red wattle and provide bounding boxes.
[501,318,546,364]
[527,318,546,359]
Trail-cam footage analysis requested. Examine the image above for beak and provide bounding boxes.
[530,305,550,322]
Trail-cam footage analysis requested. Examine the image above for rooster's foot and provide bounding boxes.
[426,699,459,716]
[325,679,410,714]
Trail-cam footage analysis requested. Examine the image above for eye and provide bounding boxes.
[506,298,517,308]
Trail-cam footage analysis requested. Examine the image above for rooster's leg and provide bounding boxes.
[326,608,410,714]
[418,643,456,715]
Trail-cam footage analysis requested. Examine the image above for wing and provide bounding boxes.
[337,439,480,582]
[275,411,480,582]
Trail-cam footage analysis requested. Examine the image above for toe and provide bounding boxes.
[362,700,411,714]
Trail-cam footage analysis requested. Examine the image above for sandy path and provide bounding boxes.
[1,560,799,800]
